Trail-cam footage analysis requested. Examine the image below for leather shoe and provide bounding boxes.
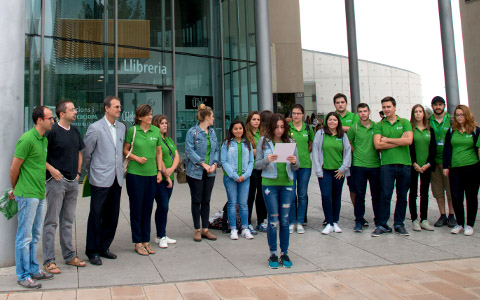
[89,255,102,266]
[99,250,117,259]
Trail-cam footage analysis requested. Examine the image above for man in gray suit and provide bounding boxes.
[83,96,125,265]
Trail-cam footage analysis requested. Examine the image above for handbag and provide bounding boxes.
[176,154,187,184]
[123,126,137,175]
[0,188,17,220]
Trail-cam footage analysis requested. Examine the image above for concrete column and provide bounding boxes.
[438,0,460,114]
[0,0,25,267]
[254,0,273,112]
[345,0,360,111]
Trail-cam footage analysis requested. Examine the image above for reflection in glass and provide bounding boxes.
[25,36,42,130]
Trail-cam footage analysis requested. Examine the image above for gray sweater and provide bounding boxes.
[312,129,352,178]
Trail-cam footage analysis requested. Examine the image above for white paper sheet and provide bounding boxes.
[272,143,297,163]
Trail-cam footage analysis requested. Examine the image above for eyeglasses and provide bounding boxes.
[43,117,57,122]
[455,114,465,118]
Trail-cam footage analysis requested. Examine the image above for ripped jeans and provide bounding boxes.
[262,185,294,254]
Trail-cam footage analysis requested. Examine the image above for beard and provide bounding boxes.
[434,109,444,115]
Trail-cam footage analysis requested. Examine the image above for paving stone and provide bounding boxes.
[143,284,182,300]
[427,270,480,288]
[268,274,320,295]
[298,272,367,299]
[40,290,77,300]
[3,293,42,300]
[359,267,429,295]
[421,281,478,299]
[407,293,448,300]
[208,279,253,298]
[176,282,219,300]
[111,286,145,299]
[77,288,111,300]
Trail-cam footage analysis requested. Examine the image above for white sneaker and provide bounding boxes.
[231,229,238,240]
[296,224,305,234]
[289,224,295,234]
[451,225,463,234]
[155,236,177,245]
[412,219,421,231]
[333,223,342,233]
[322,224,333,235]
[159,237,168,248]
[464,226,474,236]
[420,220,434,231]
[242,229,254,239]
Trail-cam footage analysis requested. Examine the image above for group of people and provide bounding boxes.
[9,92,480,288]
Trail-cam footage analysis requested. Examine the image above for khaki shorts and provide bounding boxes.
[431,164,452,199]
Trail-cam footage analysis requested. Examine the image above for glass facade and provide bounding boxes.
[24,0,257,151]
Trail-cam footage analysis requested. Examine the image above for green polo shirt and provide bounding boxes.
[206,133,211,165]
[322,134,343,170]
[347,121,380,168]
[412,126,432,166]
[338,111,360,128]
[223,140,243,177]
[429,113,451,164]
[262,142,293,186]
[160,136,177,181]
[14,127,48,199]
[373,116,412,166]
[451,131,479,168]
[253,130,260,165]
[289,121,315,168]
[125,125,162,176]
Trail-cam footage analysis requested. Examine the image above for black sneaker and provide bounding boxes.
[447,215,457,228]
[279,254,293,268]
[361,219,369,227]
[434,215,448,227]
[384,225,393,233]
[268,254,279,269]
[371,226,387,237]
[395,226,409,236]
[354,222,363,232]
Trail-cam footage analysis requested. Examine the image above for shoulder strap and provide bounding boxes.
[306,123,311,136]
[125,126,136,159]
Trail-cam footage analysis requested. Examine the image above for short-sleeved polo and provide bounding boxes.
[125,124,162,176]
[373,116,412,166]
[289,121,315,168]
[160,136,177,180]
[339,111,360,128]
[347,121,380,168]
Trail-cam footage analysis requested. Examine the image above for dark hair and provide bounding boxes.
[223,119,251,150]
[56,100,73,118]
[306,115,311,124]
[104,96,120,111]
[357,103,370,111]
[333,93,347,104]
[381,96,396,107]
[323,112,344,138]
[263,113,291,147]
[152,114,169,137]
[197,103,213,122]
[245,111,261,148]
[134,104,153,125]
[292,104,305,114]
[260,110,274,136]
[410,104,429,129]
[310,112,317,120]
[32,106,47,125]
[284,110,292,119]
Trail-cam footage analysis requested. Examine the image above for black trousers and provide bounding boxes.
[126,173,156,243]
[247,169,267,225]
[86,179,122,257]
[449,163,480,227]
[187,171,215,229]
[408,167,432,222]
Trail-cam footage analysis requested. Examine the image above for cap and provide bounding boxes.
[431,96,446,105]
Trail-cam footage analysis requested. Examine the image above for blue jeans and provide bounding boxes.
[15,196,46,281]
[224,176,250,230]
[155,181,174,238]
[262,185,294,254]
[379,165,411,228]
[352,166,381,225]
[318,170,345,225]
[289,168,312,225]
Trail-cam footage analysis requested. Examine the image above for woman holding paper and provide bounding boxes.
[312,112,352,235]
[255,113,299,269]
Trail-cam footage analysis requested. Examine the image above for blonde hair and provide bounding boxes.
[452,104,477,134]
[197,104,213,122]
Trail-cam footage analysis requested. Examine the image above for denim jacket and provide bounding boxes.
[312,129,351,178]
[254,136,299,180]
[220,139,254,181]
[185,124,220,180]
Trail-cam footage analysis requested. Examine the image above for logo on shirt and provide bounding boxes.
[397,127,403,130]
[150,137,158,141]
[303,134,308,137]
[336,138,342,141]
[466,134,472,138]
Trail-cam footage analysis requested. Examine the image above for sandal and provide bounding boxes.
[44,262,61,274]
[135,243,148,256]
[66,256,86,267]
[143,243,156,255]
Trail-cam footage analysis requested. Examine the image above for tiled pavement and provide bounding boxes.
[1,172,480,298]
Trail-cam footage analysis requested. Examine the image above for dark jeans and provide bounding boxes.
[187,171,216,229]
[126,173,156,243]
[449,163,480,227]
[352,166,381,225]
[378,165,411,228]
[318,169,345,225]
[155,181,174,238]
[408,167,432,222]
[86,179,122,257]
[247,169,267,226]
[289,168,312,224]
